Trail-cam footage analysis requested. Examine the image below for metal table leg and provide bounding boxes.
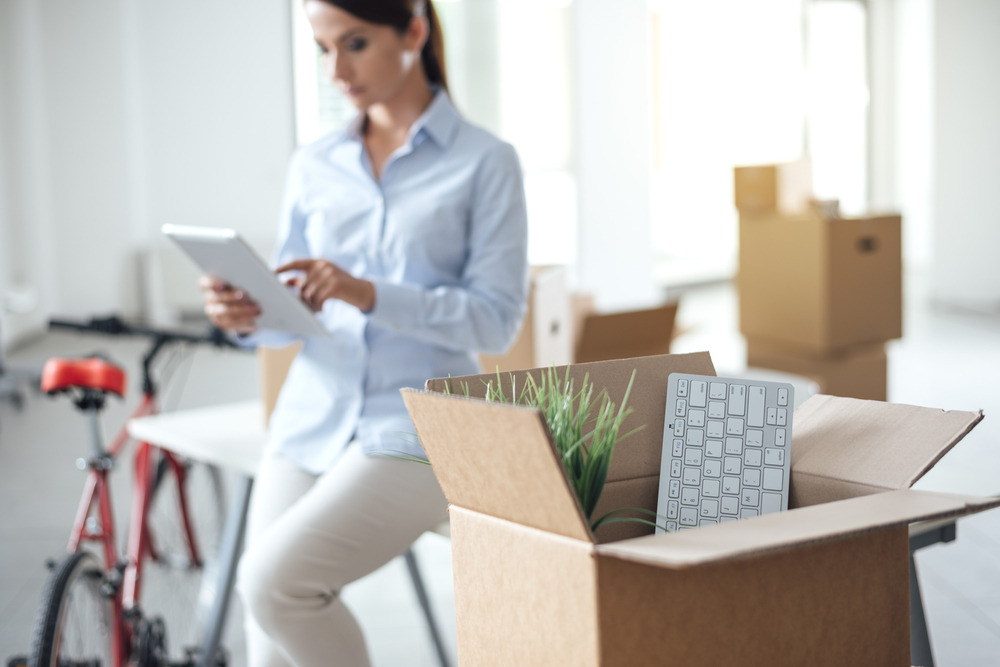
[909,520,957,667]
[405,548,452,667]
[197,474,254,667]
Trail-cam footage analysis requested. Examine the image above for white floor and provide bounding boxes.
[1,271,999,666]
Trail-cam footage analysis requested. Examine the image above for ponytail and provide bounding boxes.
[420,2,448,92]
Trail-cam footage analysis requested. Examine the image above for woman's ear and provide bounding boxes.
[404,14,429,55]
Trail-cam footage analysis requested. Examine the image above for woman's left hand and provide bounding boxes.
[275,259,376,313]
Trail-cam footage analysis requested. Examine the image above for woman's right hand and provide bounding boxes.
[199,275,260,334]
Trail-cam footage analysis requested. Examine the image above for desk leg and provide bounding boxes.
[909,522,956,667]
[198,474,253,667]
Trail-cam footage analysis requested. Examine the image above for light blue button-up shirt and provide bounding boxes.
[249,91,529,473]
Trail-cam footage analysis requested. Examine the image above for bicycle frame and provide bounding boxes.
[67,390,204,667]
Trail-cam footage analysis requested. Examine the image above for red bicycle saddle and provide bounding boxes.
[41,357,127,397]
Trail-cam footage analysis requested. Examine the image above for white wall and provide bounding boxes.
[931,0,1000,309]
[0,0,295,346]
[574,0,656,311]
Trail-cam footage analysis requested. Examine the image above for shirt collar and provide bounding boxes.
[341,87,459,149]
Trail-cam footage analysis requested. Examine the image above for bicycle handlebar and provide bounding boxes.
[49,316,237,348]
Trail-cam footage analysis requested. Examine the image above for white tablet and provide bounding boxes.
[162,225,328,338]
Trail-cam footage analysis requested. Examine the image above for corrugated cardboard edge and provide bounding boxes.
[791,394,985,496]
[595,489,1000,570]
[401,389,595,543]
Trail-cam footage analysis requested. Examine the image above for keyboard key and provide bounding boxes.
[666,520,678,532]
[700,499,719,518]
[677,378,688,397]
[719,516,737,524]
[679,508,697,525]
[747,386,766,428]
[672,439,684,456]
[777,387,788,406]
[707,421,725,438]
[684,448,702,466]
[725,437,743,455]
[703,480,720,497]
[766,407,777,426]
[746,429,763,447]
[721,496,739,515]
[675,399,687,417]
[744,449,762,467]
[777,408,787,427]
[705,440,723,458]
[723,457,741,475]
[741,508,759,519]
[708,401,726,419]
[700,519,718,526]
[668,479,680,498]
[690,381,707,407]
[761,492,782,514]
[670,460,681,478]
[704,460,722,478]
[775,429,786,447]
[741,488,759,506]
[762,468,783,491]
[683,468,701,485]
[688,409,706,427]
[726,418,745,436]
[667,499,679,519]
[728,384,746,416]
[764,448,784,466]
[674,419,685,436]
[686,429,704,447]
[709,382,727,400]
[722,476,740,495]
[681,488,699,506]
[743,469,761,487]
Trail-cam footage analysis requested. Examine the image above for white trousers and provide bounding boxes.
[237,442,449,667]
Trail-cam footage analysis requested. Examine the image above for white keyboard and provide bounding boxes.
[655,373,794,533]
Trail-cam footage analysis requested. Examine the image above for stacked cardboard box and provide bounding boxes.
[572,296,678,364]
[736,161,902,400]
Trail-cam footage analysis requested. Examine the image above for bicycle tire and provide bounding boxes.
[29,550,116,667]
[138,452,227,662]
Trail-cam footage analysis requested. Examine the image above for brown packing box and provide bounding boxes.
[480,265,572,372]
[747,335,888,401]
[257,343,301,427]
[401,353,996,667]
[734,159,812,215]
[574,301,679,363]
[739,207,902,352]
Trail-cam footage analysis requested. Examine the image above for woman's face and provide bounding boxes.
[304,1,426,110]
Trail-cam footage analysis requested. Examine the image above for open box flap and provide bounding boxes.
[424,352,716,485]
[790,395,983,505]
[401,389,593,542]
[595,489,1000,569]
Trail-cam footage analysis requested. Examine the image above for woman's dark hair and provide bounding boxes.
[320,0,448,91]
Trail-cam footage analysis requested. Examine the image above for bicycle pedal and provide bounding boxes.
[6,655,28,667]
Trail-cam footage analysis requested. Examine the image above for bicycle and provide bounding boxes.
[23,316,241,667]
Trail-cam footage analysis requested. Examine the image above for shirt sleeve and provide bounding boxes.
[366,142,529,355]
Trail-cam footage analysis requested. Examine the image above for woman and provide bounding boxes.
[200,1,528,665]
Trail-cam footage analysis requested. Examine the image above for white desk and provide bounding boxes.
[128,401,265,667]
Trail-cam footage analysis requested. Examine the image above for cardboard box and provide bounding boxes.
[480,266,572,373]
[574,302,678,364]
[739,207,902,352]
[401,353,996,667]
[257,343,301,427]
[747,336,887,401]
[734,159,812,215]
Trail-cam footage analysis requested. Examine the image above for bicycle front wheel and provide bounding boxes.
[139,449,227,662]
[29,550,117,667]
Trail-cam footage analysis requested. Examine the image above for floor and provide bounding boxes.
[1,270,998,666]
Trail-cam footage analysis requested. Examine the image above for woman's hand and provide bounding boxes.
[199,275,261,334]
[276,259,376,313]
